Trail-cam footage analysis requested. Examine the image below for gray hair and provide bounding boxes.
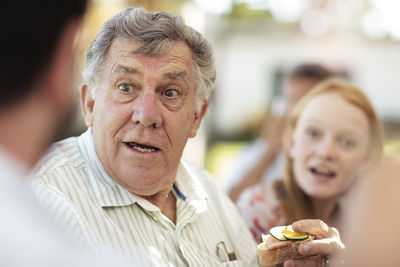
[82,7,216,111]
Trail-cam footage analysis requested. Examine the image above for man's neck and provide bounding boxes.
[143,189,177,224]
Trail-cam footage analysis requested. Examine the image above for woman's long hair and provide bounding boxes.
[283,78,384,222]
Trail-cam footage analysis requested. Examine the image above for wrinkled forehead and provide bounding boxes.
[102,37,195,78]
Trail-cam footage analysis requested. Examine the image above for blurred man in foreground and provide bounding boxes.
[0,1,131,266]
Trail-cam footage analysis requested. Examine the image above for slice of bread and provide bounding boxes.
[257,234,312,266]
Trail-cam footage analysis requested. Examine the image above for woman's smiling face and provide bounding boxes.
[289,93,371,200]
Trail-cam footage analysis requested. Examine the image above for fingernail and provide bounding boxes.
[293,221,302,229]
[300,244,310,255]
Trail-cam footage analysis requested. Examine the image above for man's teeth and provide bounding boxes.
[132,145,156,153]
[126,142,158,152]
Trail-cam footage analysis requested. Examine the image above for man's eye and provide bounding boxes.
[164,89,179,98]
[118,84,133,93]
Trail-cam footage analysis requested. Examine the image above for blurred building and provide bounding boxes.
[63,0,400,183]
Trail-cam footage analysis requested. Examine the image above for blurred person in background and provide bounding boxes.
[0,1,133,266]
[31,7,259,266]
[237,78,383,266]
[227,63,332,202]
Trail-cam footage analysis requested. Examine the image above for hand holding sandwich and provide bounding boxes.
[257,219,344,267]
[283,219,345,267]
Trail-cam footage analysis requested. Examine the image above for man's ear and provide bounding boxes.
[189,100,209,138]
[283,128,295,158]
[81,84,95,127]
[43,18,83,116]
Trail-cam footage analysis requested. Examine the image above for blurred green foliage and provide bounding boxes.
[127,0,188,13]
[225,2,273,21]
[205,141,247,177]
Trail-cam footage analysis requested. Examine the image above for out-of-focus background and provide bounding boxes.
[67,0,400,187]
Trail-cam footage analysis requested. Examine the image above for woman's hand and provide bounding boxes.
[283,219,345,267]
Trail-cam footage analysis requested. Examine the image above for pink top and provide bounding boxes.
[236,180,290,242]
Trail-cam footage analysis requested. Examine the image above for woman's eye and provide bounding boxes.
[341,139,356,148]
[306,129,318,138]
[164,89,179,98]
[118,84,133,93]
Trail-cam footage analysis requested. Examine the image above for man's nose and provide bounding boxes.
[131,92,162,128]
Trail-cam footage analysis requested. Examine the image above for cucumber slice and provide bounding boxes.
[283,225,309,241]
[269,226,288,241]
[284,234,309,240]
[285,234,309,241]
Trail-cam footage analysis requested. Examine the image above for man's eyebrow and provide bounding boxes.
[164,71,190,87]
[112,65,139,75]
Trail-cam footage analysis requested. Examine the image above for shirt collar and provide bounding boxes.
[78,128,135,207]
[78,128,208,212]
[176,160,208,203]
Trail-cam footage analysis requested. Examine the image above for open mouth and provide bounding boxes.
[125,142,160,153]
[310,167,336,178]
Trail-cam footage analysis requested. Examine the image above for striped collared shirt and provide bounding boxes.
[32,129,258,266]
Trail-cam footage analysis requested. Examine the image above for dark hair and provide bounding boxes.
[290,63,331,81]
[0,1,88,110]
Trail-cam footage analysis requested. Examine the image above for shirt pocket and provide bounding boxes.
[219,259,243,267]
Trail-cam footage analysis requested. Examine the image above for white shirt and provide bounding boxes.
[32,129,258,266]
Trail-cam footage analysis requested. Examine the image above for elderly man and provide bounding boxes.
[33,7,344,267]
[33,7,257,266]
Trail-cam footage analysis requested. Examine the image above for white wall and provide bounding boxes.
[208,19,400,136]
